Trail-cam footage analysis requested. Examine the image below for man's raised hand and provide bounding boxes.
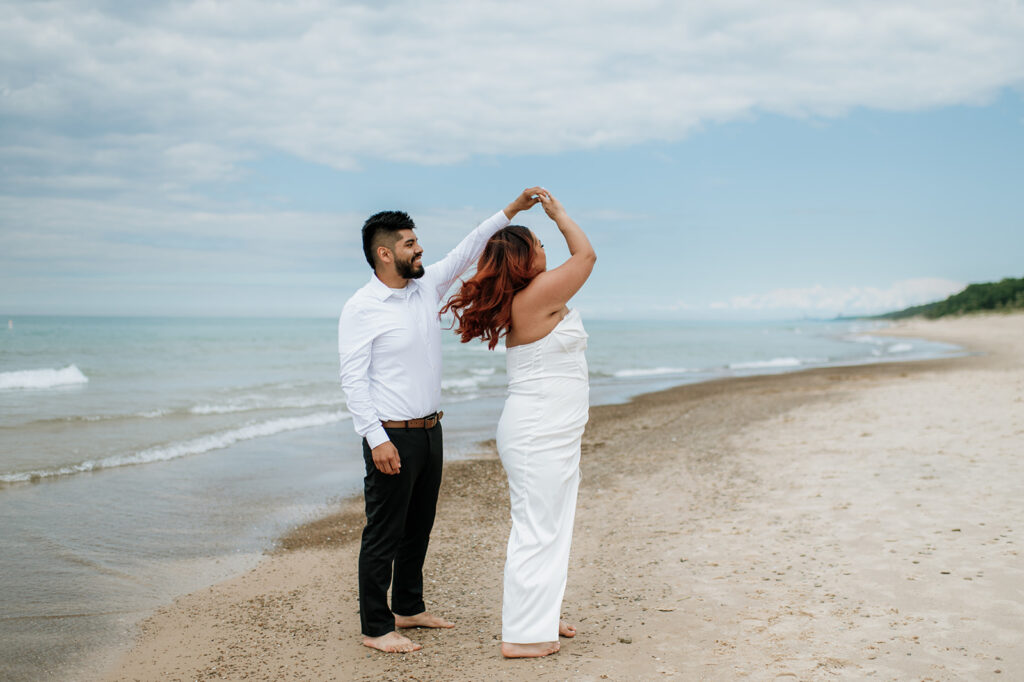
[505,186,544,219]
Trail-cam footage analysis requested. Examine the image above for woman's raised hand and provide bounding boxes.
[537,189,567,221]
[511,187,594,316]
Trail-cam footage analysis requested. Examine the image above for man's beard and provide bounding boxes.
[396,255,425,279]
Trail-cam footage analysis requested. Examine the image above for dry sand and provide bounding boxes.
[103,313,1023,681]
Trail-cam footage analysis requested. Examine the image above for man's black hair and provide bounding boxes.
[361,211,416,269]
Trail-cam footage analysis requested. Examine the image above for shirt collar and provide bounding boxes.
[366,273,422,301]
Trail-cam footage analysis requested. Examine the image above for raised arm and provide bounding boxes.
[515,191,596,314]
[427,187,544,298]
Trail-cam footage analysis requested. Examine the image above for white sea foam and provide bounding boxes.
[444,392,482,404]
[441,376,486,391]
[470,367,496,376]
[189,395,346,415]
[86,409,169,421]
[0,411,350,484]
[0,365,89,390]
[613,367,690,378]
[729,357,804,370]
[190,403,250,415]
[850,335,913,354]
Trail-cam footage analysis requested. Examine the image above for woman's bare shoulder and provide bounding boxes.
[507,300,569,347]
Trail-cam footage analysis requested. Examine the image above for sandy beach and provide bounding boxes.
[101,313,1023,681]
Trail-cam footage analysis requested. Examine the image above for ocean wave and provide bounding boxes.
[613,367,691,378]
[13,395,344,428]
[5,409,173,430]
[81,409,169,421]
[846,322,888,334]
[0,365,89,390]
[849,335,914,354]
[444,392,482,404]
[441,376,489,391]
[189,395,346,415]
[729,357,804,370]
[189,403,253,415]
[849,334,888,345]
[0,411,350,485]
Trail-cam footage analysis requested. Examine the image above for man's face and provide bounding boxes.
[391,229,424,279]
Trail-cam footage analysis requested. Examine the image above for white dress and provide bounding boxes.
[496,309,590,643]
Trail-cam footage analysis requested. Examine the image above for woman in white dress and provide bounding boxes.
[443,190,596,658]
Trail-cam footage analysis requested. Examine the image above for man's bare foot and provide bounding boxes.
[362,631,421,653]
[394,611,455,629]
[559,620,577,638]
[501,641,560,658]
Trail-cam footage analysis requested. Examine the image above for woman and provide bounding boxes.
[443,189,596,658]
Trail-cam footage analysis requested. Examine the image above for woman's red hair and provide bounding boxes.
[442,225,537,349]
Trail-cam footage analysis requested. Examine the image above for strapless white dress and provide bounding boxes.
[496,309,589,643]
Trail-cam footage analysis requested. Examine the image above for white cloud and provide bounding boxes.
[0,194,542,315]
[0,192,379,315]
[2,0,1023,193]
[711,278,966,316]
[2,1,1021,316]
[0,194,364,277]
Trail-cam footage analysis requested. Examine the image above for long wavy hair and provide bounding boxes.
[442,225,537,350]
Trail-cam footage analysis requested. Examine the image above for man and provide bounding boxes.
[338,187,543,653]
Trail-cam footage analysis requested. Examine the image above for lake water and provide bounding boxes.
[0,314,962,680]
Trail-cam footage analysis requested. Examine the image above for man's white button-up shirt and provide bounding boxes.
[338,210,510,449]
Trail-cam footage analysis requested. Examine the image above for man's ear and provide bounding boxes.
[376,245,393,265]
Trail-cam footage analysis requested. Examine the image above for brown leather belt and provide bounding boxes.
[381,411,443,429]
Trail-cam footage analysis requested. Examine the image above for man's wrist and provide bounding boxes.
[366,426,389,449]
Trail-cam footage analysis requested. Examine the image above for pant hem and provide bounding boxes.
[362,627,396,638]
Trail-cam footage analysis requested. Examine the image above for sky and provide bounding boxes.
[2,0,1023,320]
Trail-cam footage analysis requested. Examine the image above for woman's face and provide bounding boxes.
[530,231,546,274]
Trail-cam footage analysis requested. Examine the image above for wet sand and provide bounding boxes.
[103,313,1023,681]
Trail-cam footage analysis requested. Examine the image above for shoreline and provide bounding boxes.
[102,313,1023,681]
[274,314,977,556]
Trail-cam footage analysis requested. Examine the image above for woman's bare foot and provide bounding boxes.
[559,620,577,638]
[501,641,560,658]
[394,611,455,629]
[362,631,421,653]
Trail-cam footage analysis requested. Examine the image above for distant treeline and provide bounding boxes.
[877,276,1024,319]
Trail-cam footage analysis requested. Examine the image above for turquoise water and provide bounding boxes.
[0,315,961,680]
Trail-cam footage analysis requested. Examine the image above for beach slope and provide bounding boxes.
[104,313,1023,681]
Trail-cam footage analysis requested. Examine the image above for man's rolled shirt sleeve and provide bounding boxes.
[338,305,389,449]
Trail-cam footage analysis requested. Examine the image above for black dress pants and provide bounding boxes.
[359,423,443,637]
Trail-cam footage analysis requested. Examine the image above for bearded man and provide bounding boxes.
[338,188,542,653]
